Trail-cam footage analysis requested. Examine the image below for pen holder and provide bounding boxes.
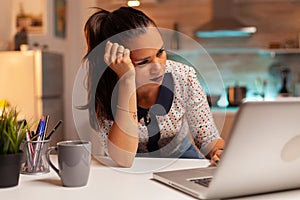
[21,140,50,175]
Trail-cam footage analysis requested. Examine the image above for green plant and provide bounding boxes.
[0,106,29,154]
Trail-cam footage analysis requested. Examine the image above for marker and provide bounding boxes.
[32,116,45,171]
[36,116,45,141]
[37,115,49,168]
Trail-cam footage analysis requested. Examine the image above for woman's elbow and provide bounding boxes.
[107,140,137,168]
[113,153,135,168]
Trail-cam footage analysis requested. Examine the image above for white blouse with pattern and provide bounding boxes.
[99,60,221,157]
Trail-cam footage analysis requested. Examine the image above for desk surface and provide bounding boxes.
[1,156,300,200]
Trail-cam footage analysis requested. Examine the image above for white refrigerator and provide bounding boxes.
[0,50,64,145]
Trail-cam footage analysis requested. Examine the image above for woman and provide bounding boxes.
[83,7,224,167]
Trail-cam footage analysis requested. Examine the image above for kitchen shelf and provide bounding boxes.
[172,48,300,56]
[173,48,260,55]
[258,48,300,57]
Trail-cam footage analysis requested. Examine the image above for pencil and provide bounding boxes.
[45,120,63,140]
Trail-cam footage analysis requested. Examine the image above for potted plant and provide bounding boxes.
[0,103,29,188]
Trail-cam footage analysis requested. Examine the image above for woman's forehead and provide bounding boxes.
[124,27,163,51]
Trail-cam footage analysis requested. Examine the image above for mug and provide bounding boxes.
[46,140,91,187]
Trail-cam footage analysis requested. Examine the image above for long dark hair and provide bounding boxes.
[83,7,157,130]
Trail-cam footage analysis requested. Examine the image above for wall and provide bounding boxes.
[60,0,97,140]
[0,1,14,50]
[0,0,97,140]
[28,0,97,140]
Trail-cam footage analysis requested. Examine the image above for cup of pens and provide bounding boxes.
[20,115,62,175]
[21,139,50,174]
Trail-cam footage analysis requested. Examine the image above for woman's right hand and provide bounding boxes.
[104,41,135,79]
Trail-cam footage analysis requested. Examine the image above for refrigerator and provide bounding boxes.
[0,50,64,145]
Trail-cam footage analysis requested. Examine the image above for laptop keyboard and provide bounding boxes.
[190,177,212,187]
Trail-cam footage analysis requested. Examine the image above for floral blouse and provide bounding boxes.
[99,60,221,157]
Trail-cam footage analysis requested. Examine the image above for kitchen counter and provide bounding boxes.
[210,106,239,113]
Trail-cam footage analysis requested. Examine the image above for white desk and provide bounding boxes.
[1,156,300,200]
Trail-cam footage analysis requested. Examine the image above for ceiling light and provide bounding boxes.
[127,0,140,7]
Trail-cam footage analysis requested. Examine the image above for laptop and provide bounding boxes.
[153,100,300,199]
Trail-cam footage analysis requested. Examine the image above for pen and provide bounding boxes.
[42,115,50,140]
[25,129,34,154]
[25,129,33,169]
[45,120,63,140]
[32,116,45,170]
[37,115,49,169]
[36,116,45,141]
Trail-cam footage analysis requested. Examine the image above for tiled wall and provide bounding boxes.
[183,52,300,99]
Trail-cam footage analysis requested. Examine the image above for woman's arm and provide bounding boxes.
[104,41,139,167]
[183,65,225,165]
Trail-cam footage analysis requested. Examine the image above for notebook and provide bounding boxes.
[153,100,300,199]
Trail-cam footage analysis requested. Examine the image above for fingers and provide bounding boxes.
[210,149,223,166]
[104,41,128,65]
[210,155,219,166]
[116,45,125,57]
[104,41,111,63]
[110,43,124,62]
[123,49,130,59]
[103,41,135,78]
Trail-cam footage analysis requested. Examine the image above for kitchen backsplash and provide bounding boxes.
[180,52,300,100]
